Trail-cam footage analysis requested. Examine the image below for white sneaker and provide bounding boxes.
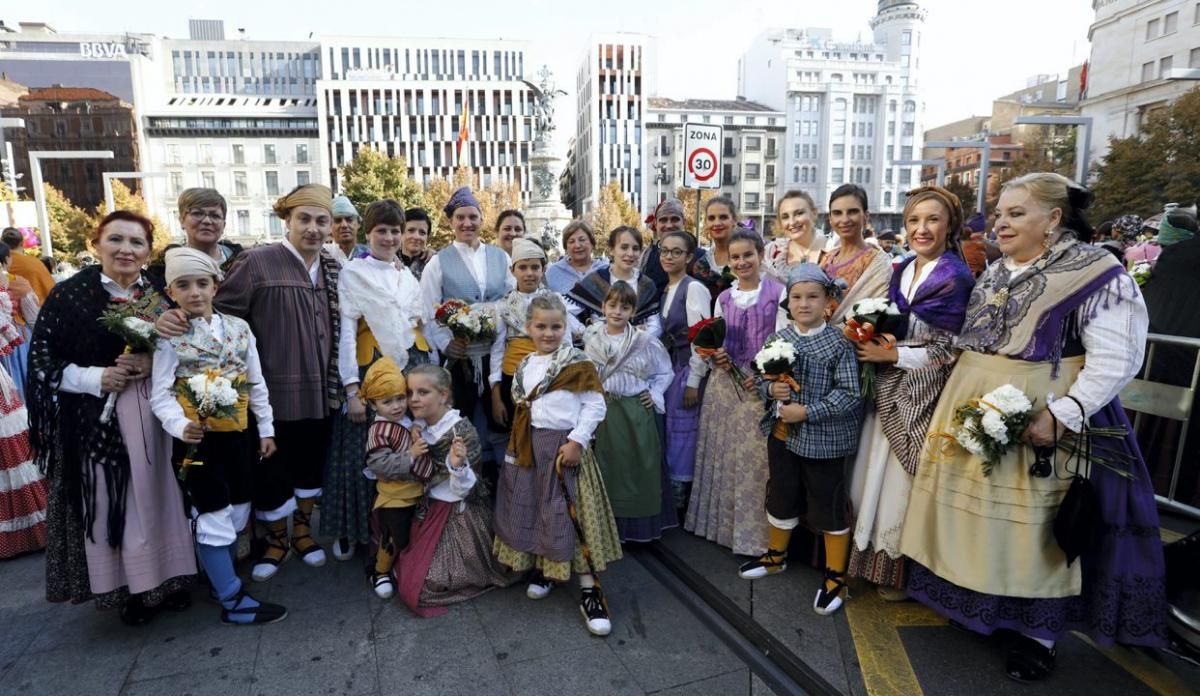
[299,547,327,568]
[526,579,555,600]
[372,574,395,600]
[332,537,354,562]
[580,587,612,637]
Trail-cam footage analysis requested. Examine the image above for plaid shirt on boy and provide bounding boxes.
[754,324,862,459]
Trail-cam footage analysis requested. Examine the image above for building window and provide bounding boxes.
[237,209,249,233]
[1161,56,1174,77]
[793,165,801,183]
[902,30,912,45]
[232,144,244,165]
[170,172,183,195]
[1191,47,1200,68]
[265,171,280,196]
[746,117,756,125]
[833,144,845,160]
[745,136,761,151]
[745,192,760,210]
[904,100,917,113]
[296,171,310,186]
[800,167,808,184]
[833,120,846,136]
[745,163,761,180]
[199,144,213,164]
[234,171,247,196]
[900,169,912,185]
[1142,61,1157,81]
[167,144,181,165]
[832,168,844,184]
[1166,11,1179,34]
[901,146,913,159]
[1147,18,1160,40]
[889,100,897,113]
[885,168,893,184]
[202,171,215,189]
[901,55,911,68]
[724,115,733,125]
[264,144,277,165]
[296,144,309,164]
[766,164,775,183]
[903,122,915,137]
[884,191,892,208]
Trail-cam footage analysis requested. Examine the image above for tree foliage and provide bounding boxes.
[673,187,719,241]
[423,166,524,249]
[943,177,978,216]
[338,146,427,217]
[1091,87,1200,223]
[42,183,93,260]
[94,179,172,254]
[586,180,641,243]
[0,180,15,203]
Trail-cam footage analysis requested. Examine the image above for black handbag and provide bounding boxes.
[1052,397,1104,567]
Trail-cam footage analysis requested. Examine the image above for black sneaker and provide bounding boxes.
[580,587,612,636]
[525,573,555,600]
[220,589,288,626]
[813,568,848,616]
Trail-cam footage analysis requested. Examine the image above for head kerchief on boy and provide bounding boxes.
[786,262,845,301]
[359,356,407,402]
[443,187,481,218]
[165,246,224,285]
[510,237,546,264]
[332,195,359,220]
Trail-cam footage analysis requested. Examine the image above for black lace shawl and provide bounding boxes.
[27,265,164,548]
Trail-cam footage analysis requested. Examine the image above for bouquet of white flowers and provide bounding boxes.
[949,384,1034,477]
[97,289,166,423]
[1130,261,1152,287]
[435,299,497,343]
[753,336,802,394]
[175,370,248,480]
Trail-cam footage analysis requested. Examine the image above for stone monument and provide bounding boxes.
[522,66,574,255]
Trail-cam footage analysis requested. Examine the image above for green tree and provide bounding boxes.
[1091,87,1200,222]
[43,183,93,260]
[423,167,525,248]
[943,177,978,216]
[93,179,172,254]
[588,180,641,243]
[0,180,15,203]
[673,187,718,241]
[338,146,427,216]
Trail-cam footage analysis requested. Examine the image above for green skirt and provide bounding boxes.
[594,395,663,518]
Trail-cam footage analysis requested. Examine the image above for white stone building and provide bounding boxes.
[137,26,321,243]
[643,98,786,233]
[571,34,657,217]
[316,36,536,198]
[737,0,927,228]
[1081,0,1200,162]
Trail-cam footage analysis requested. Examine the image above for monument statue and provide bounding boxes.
[523,65,567,146]
[522,65,573,253]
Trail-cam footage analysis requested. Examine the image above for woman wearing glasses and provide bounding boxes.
[150,189,244,280]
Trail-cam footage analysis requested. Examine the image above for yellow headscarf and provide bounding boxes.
[272,183,333,220]
[359,356,407,402]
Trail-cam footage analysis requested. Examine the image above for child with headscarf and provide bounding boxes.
[357,357,435,600]
[737,263,862,617]
[149,247,286,625]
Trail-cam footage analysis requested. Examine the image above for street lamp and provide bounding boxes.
[925,139,992,215]
[102,171,167,212]
[891,158,946,187]
[1012,115,1094,185]
[30,150,115,257]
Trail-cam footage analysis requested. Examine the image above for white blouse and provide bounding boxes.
[338,255,429,386]
[414,408,478,503]
[520,353,607,445]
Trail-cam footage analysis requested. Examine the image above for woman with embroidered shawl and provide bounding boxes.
[584,282,676,542]
[658,231,712,514]
[389,364,518,616]
[325,199,433,562]
[820,184,892,324]
[763,190,827,282]
[0,263,46,558]
[899,173,1167,682]
[685,230,789,557]
[566,226,661,337]
[847,186,975,597]
[689,196,740,310]
[493,294,622,637]
[29,211,196,625]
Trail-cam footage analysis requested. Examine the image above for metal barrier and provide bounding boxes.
[1119,332,1200,520]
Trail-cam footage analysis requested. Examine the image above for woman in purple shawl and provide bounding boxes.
[848,186,974,598]
[899,174,1167,682]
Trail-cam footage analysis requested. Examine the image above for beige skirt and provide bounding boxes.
[899,351,1084,599]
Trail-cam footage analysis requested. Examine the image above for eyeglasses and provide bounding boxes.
[660,248,689,259]
[187,210,225,223]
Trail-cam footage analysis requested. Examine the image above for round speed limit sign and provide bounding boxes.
[687,147,717,182]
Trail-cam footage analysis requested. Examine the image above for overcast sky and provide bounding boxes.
[15,0,1096,154]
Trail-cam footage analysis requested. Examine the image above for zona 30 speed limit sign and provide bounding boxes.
[683,123,723,190]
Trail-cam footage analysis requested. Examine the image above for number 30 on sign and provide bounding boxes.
[683,123,723,190]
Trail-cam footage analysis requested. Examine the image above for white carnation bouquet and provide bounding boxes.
[949,384,1034,477]
[175,369,248,480]
[435,299,497,343]
[753,336,802,394]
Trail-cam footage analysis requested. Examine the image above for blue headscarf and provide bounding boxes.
[443,187,481,218]
[785,262,845,301]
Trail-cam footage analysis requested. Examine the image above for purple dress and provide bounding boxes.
[662,276,704,483]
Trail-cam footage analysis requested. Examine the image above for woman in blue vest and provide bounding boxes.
[419,187,515,481]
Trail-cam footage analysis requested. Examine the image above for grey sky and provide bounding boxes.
[16,0,1095,149]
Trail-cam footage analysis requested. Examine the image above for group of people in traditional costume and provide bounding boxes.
[2,168,1170,679]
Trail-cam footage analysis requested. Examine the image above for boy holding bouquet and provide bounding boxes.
[149,247,286,625]
[737,263,862,617]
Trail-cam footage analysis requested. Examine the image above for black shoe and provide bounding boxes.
[161,589,192,612]
[118,596,157,627]
[738,550,788,580]
[813,568,848,616]
[1005,636,1056,682]
[220,588,288,626]
[580,587,612,636]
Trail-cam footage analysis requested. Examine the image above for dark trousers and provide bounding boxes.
[171,430,256,514]
[764,437,849,532]
[253,416,333,513]
[377,506,416,555]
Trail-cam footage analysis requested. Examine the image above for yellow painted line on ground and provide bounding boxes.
[844,581,946,696]
[1078,634,1198,696]
[1161,528,1184,544]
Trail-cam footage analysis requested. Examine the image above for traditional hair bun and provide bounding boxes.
[1066,184,1095,211]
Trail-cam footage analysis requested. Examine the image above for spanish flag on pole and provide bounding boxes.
[456,103,469,161]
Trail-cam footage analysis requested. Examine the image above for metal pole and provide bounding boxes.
[1077,120,1092,184]
[977,141,991,216]
[31,157,49,257]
